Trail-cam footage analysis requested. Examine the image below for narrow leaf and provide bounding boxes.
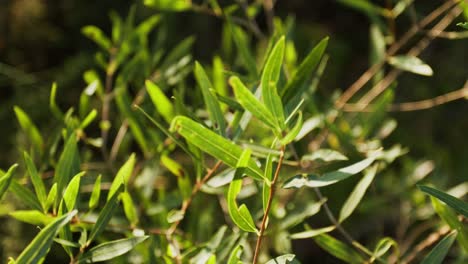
[81,25,111,50]
[419,185,468,217]
[14,107,43,153]
[0,164,18,200]
[15,210,77,264]
[290,226,336,240]
[431,197,468,251]
[61,172,84,212]
[88,186,123,244]
[171,116,264,180]
[194,61,226,136]
[9,210,53,226]
[79,236,148,263]
[388,55,433,76]
[121,191,139,226]
[108,154,136,201]
[314,234,364,263]
[420,230,458,264]
[282,37,328,99]
[261,36,285,128]
[229,76,279,132]
[89,175,101,210]
[145,80,174,123]
[10,181,43,211]
[339,165,377,222]
[280,111,303,145]
[54,132,80,205]
[283,157,375,188]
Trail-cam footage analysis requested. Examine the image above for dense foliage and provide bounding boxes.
[1,0,467,263]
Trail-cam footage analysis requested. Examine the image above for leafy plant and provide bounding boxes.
[1,1,467,263]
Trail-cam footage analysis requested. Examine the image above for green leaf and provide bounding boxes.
[213,56,227,98]
[145,80,175,123]
[419,185,468,217]
[79,236,148,263]
[0,164,18,200]
[61,172,84,212]
[49,83,63,119]
[81,25,111,50]
[230,25,258,77]
[54,132,80,206]
[280,111,303,145]
[9,210,53,226]
[10,181,43,211]
[227,245,243,264]
[372,237,399,260]
[229,76,279,133]
[45,183,57,212]
[108,153,136,201]
[171,116,264,180]
[457,22,468,30]
[289,226,335,240]
[265,254,301,264]
[314,234,365,263]
[337,0,389,17]
[79,109,98,129]
[283,157,375,188]
[388,55,433,76]
[339,164,377,222]
[89,175,101,210]
[115,87,149,154]
[420,230,457,264]
[261,36,285,128]
[194,61,226,136]
[144,0,191,11]
[301,149,348,163]
[88,186,123,244]
[431,197,468,251]
[227,149,258,233]
[282,37,328,99]
[14,106,44,153]
[280,199,326,229]
[15,210,77,264]
[120,191,139,226]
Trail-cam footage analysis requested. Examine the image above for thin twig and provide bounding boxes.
[253,145,285,264]
[357,5,463,107]
[335,0,459,109]
[342,80,468,112]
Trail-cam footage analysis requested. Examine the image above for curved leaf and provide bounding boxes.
[79,236,148,263]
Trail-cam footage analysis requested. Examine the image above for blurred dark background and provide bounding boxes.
[0,0,467,261]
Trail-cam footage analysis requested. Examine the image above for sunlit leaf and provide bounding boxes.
[9,210,53,226]
[144,0,191,11]
[171,116,264,180]
[14,107,43,153]
[54,132,80,206]
[283,157,375,188]
[457,22,468,30]
[280,111,303,145]
[81,25,111,50]
[265,254,301,264]
[314,234,364,263]
[282,37,328,100]
[61,172,84,212]
[339,164,377,222]
[15,210,77,264]
[79,236,148,263]
[229,76,279,133]
[388,55,433,76]
[146,80,175,123]
[108,153,136,201]
[0,164,18,200]
[290,226,335,240]
[120,191,139,226]
[89,175,101,210]
[194,61,226,136]
[261,36,286,128]
[227,244,243,264]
